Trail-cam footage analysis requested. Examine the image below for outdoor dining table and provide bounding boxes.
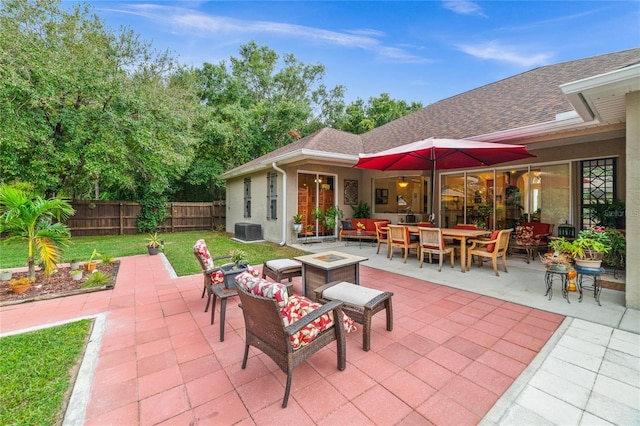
[404,226,492,272]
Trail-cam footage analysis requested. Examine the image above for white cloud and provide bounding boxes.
[455,41,552,67]
[442,0,486,17]
[104,4,429,63]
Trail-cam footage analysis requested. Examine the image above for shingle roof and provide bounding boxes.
[361,48,640,153]
[222,127,363,175]
[224,48,640,175]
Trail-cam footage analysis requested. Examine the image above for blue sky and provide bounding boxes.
[80,1,639,105]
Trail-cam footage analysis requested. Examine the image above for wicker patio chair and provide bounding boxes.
[235,280,347,408]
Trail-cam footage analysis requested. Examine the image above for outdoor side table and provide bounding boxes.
[314,281,393,352]
[575,266,605,306]
[544,268,570,303]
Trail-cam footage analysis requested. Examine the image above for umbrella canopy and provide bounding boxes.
[354,137,535,222]
[354,137,534,171]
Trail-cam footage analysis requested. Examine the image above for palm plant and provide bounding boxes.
[0,185,75,278]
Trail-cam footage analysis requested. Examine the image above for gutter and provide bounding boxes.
[271,162,287,246]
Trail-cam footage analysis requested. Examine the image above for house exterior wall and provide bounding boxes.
[625,91,640,309]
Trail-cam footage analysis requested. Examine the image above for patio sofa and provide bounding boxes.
[339,218,389,241]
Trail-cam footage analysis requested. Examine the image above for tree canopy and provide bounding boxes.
[0,0,199,201]
[1,0,424,202]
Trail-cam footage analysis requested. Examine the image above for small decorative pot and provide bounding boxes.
[0,271,12,281]
[70,261,81,270]
[147,245,159,256]
[220,264,248,290]
[71,271,83,281]
[85,261,98,272]
[11,283,30,294]
[293,223,303,233]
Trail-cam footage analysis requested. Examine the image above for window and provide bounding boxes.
[581,158,615,229]
[243,178,251,218]
[267,172,277,220]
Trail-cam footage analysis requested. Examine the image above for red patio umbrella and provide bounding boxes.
[354,137,535,219]
[354,137,534,171]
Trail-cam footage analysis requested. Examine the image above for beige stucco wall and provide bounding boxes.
[625,91,639,309]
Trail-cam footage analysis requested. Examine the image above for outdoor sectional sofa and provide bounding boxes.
[339,218,389,241]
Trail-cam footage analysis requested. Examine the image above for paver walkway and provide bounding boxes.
[1,254,567,424]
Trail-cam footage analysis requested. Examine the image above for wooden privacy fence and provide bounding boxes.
[67,200,226,236]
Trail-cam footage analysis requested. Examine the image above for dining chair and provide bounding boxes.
[467,229,513,276]
[374,221,389,255]
[418,227,454,271]
[387,224,419,263]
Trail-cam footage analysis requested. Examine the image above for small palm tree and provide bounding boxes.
[0,185,75,278]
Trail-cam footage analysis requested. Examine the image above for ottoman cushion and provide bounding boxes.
[322,281,383,307]
[266,259,301,272]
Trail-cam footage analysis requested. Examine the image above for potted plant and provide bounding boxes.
[85,249,101,271]
[322,205,344,235]
[146,232,161,255]
[218,249,252,289]
[0,269,12,281]
[292,214,304,233]
[356,222,366,233]
[70,269,83,280]
[570,227,611,268]
[69,259,81,270]
[9,277,33,294]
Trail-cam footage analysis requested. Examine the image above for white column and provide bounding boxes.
[625,91,640,309]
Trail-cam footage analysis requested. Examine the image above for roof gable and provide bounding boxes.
[361,48,640,153]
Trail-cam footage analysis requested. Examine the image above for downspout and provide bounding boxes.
[272,162,287,246]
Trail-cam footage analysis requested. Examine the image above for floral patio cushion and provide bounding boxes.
[212,266,259,285]
[515,226,536,246]
[282,295,356,350]
[235,272,355,350]
[193,239,215,270]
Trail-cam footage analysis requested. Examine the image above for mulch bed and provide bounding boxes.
[0,261,119,306]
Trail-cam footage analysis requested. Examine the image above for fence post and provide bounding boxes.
[119,202,124,235]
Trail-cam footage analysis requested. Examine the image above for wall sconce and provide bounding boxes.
[398,177,409,188]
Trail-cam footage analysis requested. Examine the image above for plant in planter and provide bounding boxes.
[9,277,34,294]
[214,249,257,289]
[70,269,83,280]
[322,205,344,235]
[69,259,81,270]
[311,207,324,222]
[292,214,304,233]
[356,222,366,233]
[570,227,611,268]
[0,269,12,281]
[351,201,371,218]
[85,249,101,271]
[146,232,161,255]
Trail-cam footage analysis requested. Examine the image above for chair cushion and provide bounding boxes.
[282,295,356,350]
[193,239,214,269]
[265,258,301,272]
[235,272,288,307]
[214,266,259,285]
[486,231,501,252]
[515,226,535,245]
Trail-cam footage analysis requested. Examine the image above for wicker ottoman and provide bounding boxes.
[315,281,393,351]
[262,259,303,283]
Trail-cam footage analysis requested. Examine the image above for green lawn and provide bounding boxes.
[0,230,308,276]
[0,320,93,426]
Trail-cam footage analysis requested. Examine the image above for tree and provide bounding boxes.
[0,0,199,200]
[182,42,345,197]
[0,184,75,279]
[338,93,423,134]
